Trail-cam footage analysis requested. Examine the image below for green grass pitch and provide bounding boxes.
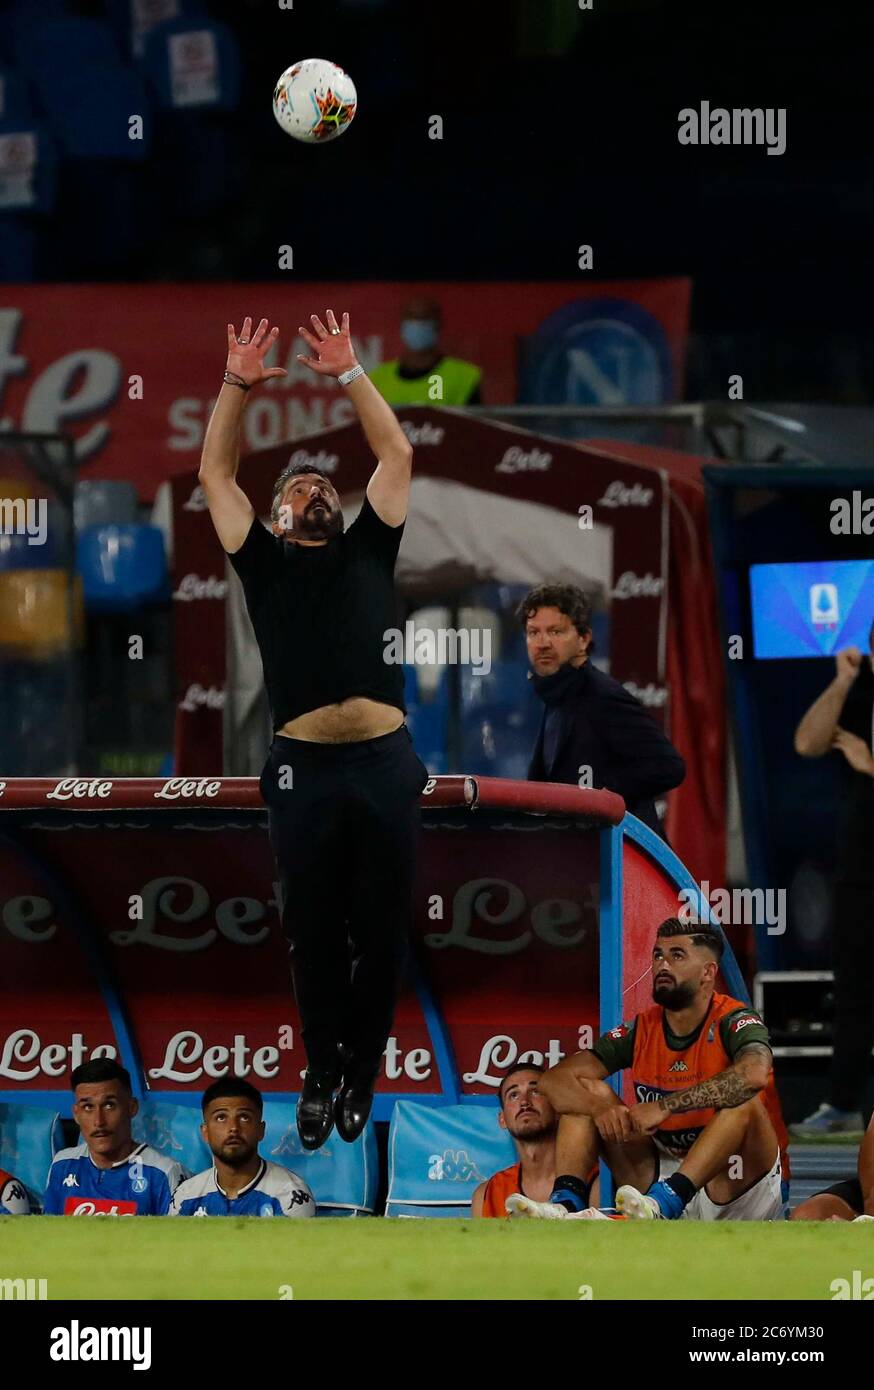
[1,1218,871,1300]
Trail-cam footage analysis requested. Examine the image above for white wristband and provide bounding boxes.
[338,364,365,387]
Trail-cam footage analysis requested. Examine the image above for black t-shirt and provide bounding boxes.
[835,659,874,883]
[227,493,406,731]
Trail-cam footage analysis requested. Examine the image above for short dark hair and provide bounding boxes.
[497,1062,545,1108]
[201,1078,264,1116]
[515,584,593,641]
[656,916,725,963]
[270,463,335,525]
[71,1058,133,1094]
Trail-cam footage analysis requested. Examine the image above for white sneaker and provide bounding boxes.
[505,1192,567,1220]
[616,1184,662,1219]
[852,1214,874,1223]
[789,1102,865,1138]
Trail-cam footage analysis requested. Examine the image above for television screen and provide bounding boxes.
[749,559,874,658]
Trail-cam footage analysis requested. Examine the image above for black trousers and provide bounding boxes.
[260,724,429,1076]
[829,882,874,1112]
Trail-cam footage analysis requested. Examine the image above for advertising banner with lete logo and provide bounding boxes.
[0,279,689,501]
[0,778,617,1108]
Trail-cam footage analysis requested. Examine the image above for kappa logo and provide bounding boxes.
[62,1174,79,1189]
[272,1126,329,1159]
[427,1149,485,1183]
[668,1060,688,1073]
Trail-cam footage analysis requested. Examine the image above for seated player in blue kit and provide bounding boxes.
[170,1079,315,1218]
[44,1059,186,1215]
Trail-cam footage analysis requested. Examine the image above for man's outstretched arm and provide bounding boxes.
[298,310,412,526]
[794,646,860,757]
[199,316,287,553]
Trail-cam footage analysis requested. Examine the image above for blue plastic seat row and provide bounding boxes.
[0,1098,514,1218]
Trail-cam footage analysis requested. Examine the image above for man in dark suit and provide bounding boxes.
[517,584,685,837]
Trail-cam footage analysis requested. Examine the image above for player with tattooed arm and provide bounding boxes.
[507,917,789,1221]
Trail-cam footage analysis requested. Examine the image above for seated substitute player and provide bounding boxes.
[0,1167,30,1215]
[471,1064,559,1217]
[170,1078,315,1218]
[507,917,789,1221]
[791,1109,874,1221]
[44,1059,186,1216]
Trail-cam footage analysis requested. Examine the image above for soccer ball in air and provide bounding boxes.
[272,59,357,144]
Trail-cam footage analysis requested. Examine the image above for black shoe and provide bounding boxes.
[334,1062,379,1144]
[296,1068,340,1151]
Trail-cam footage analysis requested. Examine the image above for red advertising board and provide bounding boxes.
[0,777,620,1106]
[0,279,690,501]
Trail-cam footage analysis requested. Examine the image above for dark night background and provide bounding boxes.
[3,0,871,401]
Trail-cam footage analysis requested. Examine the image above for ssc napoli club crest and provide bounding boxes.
[260,1203,275,1218]
[521,298,674,406]
[131,1174,147,1194]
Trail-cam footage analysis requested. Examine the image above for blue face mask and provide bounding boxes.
[400,319,439,352]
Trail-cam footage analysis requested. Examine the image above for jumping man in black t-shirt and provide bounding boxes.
[199,312,429,1149]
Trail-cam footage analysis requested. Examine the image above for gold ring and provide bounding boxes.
[330,327,341,335]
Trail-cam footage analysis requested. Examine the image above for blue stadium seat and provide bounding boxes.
[385,1101,516,1217]
[404,665,449,771]
[74,479,139,532]
[0,63,34,121]
[0,0,70,60]
[0,1101,63,1210]
[139,16,240,112]
[35,63,152,160]
[0,659,74,773]
[460,703,541,779]
[131,1101,203,1177]
[107,0,209,60]
[0,117,58,214]
[402,662,420,707]
[460,658,533,712]
[76,523,168,611]
[13,15,122,80]
[404,699,448,773]
[260,1102,378,1216]
[132,1098,378,1216]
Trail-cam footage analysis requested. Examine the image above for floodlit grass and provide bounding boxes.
[1,1217,871,1300]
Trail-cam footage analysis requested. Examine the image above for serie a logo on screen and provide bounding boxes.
[829,492,874,535]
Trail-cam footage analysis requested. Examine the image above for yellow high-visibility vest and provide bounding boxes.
[369,356,482,405]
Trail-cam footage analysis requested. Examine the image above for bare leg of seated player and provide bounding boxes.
[791,1193,857,1222]
[617,1100,780,1220]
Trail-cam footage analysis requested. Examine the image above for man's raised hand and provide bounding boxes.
[835,646,863,686]
[297,310,357,377]
[226,317,288,387]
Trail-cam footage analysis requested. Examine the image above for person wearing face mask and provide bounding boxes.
[369,296,483,405]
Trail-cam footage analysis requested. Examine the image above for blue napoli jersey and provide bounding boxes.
[170,1159,315,1218]
[0,1171,30,1215]
[43,1142,186,1216]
